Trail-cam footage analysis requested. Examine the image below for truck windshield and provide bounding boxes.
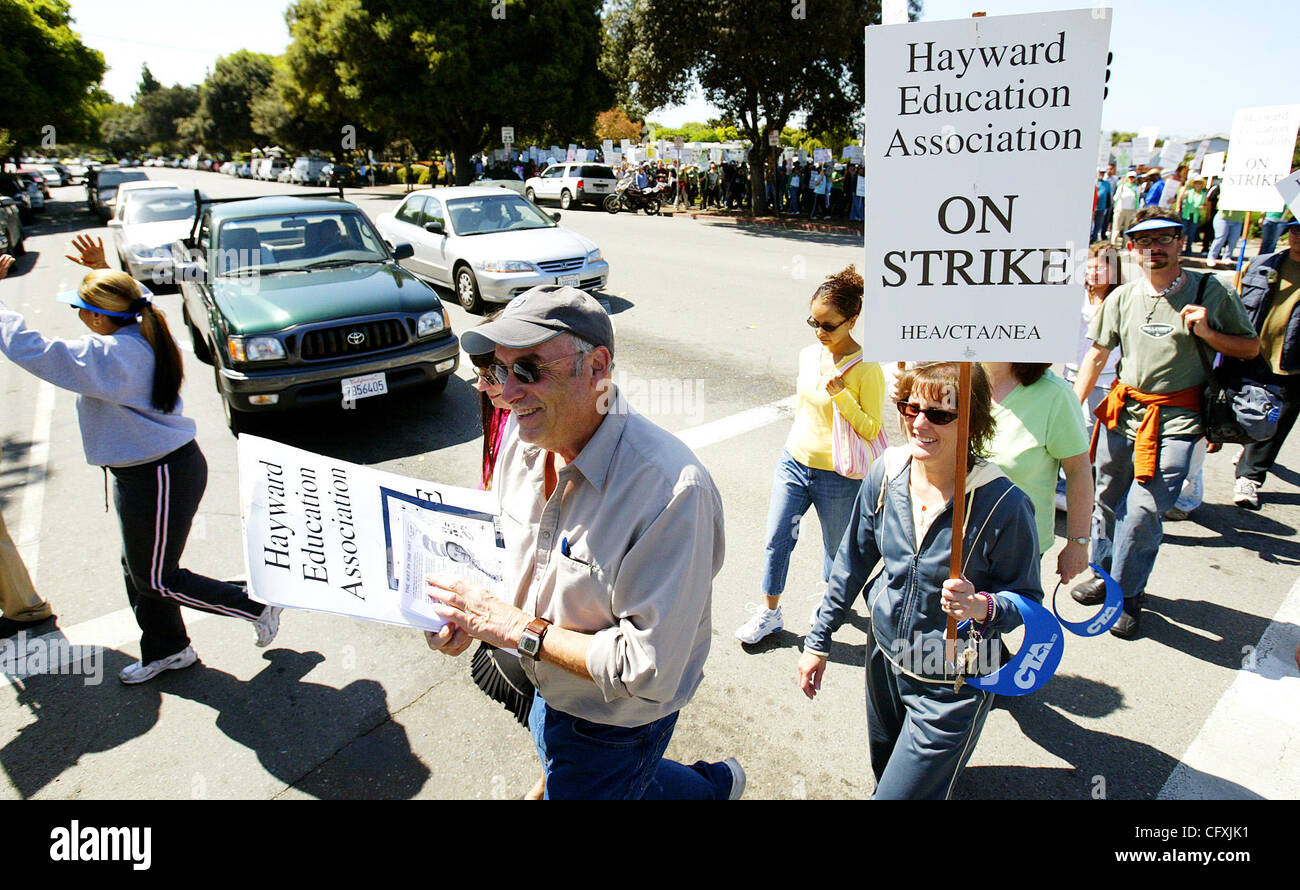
[214,211,389,275]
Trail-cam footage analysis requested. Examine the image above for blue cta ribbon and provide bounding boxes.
[1051,563,1123,637]
[964,593,1063,696]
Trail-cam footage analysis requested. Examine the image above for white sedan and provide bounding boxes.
[374,186,609,313]
[108,189,200,284]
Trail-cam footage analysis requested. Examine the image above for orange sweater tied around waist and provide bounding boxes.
[1089,381,1203,482]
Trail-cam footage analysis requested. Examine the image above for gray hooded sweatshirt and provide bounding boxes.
[0,302,196,467]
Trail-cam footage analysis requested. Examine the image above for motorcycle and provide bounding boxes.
[603,175,662,216]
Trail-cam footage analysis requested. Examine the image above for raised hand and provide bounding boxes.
[65,235,109,270]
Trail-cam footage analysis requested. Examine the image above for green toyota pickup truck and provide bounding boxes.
[175,194,459,433]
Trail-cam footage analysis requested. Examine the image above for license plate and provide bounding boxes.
[592,184,608,191]
[341,372,388,401]
[557,274,580,287]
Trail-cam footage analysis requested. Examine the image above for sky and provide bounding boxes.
[71,0,1298,142]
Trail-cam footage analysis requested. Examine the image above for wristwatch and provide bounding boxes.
[518,617,551,660]
[1068,536,1090,546]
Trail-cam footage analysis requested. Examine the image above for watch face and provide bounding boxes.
[519,634,539,656]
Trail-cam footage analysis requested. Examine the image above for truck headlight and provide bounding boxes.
[227,336,285,362]
[417,310,447,337]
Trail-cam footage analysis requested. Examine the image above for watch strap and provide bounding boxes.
[520,617,551,658]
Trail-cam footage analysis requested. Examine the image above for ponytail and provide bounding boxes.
[137,304,184,413]
[77,269,184,413]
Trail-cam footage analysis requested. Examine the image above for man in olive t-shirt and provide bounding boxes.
[1071,210,1259,638]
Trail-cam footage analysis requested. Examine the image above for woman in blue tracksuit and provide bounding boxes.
[799,361,1043,799]
[0,238,281,684]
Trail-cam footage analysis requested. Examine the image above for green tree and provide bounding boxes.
[604,0,909,213]
[138,84,200,153]
[136,64,161,100]
[189,50,277,152]
[0,0,107,153]
[100,104,148,156]
[287,0,612,184]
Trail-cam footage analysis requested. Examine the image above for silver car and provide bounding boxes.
[375,186,609,313]
[108,189,199,284]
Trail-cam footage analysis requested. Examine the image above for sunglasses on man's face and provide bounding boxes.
[487,351,583,386]
[806,316,850,333]
[897,401,959,426]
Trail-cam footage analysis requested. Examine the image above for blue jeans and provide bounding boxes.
[529,694,734,800]
[1181,217,1199,254]
[787,186,799,213]
[1260,218,1287,255]
[1091,426,1198,602]
[761,450,861,597]
[850,195,864,221]
[1090,208,1109,243]
[1210,218,1243,261]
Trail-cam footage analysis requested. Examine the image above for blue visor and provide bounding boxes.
[57,282,153,319]
[1124,217,1184,236]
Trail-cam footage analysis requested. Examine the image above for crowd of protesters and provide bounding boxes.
[464,149,867,220]
[1093,161,1295,266]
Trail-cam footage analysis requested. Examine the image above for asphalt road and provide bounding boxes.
[1,170,1297,800]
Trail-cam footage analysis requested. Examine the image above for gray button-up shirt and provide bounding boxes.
[496,388,725,728]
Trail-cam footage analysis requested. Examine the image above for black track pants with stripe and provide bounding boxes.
[110,440,264,663]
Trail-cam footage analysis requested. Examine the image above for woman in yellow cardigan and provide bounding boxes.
[736,266,885,644]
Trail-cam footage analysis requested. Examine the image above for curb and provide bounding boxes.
[677,211,863,235]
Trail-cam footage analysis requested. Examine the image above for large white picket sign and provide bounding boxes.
[1218,104,1300,213]
[863,8,1111,360]
[238,435,505,632]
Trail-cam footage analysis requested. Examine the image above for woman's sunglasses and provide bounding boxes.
[806,316,850,333]
[896,401,959,426]
[487,352,583,386]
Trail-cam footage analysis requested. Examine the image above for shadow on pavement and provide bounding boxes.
[1,646,429,799]
[700,218,864,247]
[0,435,45,511]
[955,673,1263,800]
[232,374,482,464]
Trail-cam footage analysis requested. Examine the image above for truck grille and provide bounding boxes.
[299,319,408,360]
[536,257,584,274]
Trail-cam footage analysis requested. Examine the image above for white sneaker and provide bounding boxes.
[119,646,198,684]
[724,757,746,800]
[734,604,783,644]
[254,605,283,647]
[1233,477,1260,510]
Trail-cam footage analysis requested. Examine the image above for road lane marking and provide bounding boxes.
[15,381,56,584]
[678,396,796,451]
[1158,572,1300,799]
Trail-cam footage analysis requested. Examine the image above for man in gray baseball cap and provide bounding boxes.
[427,285,743,799]
[460,285,614,357]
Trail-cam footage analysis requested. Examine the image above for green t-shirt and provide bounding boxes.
[1087,271,1256,438]
[988,371,1089,553]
